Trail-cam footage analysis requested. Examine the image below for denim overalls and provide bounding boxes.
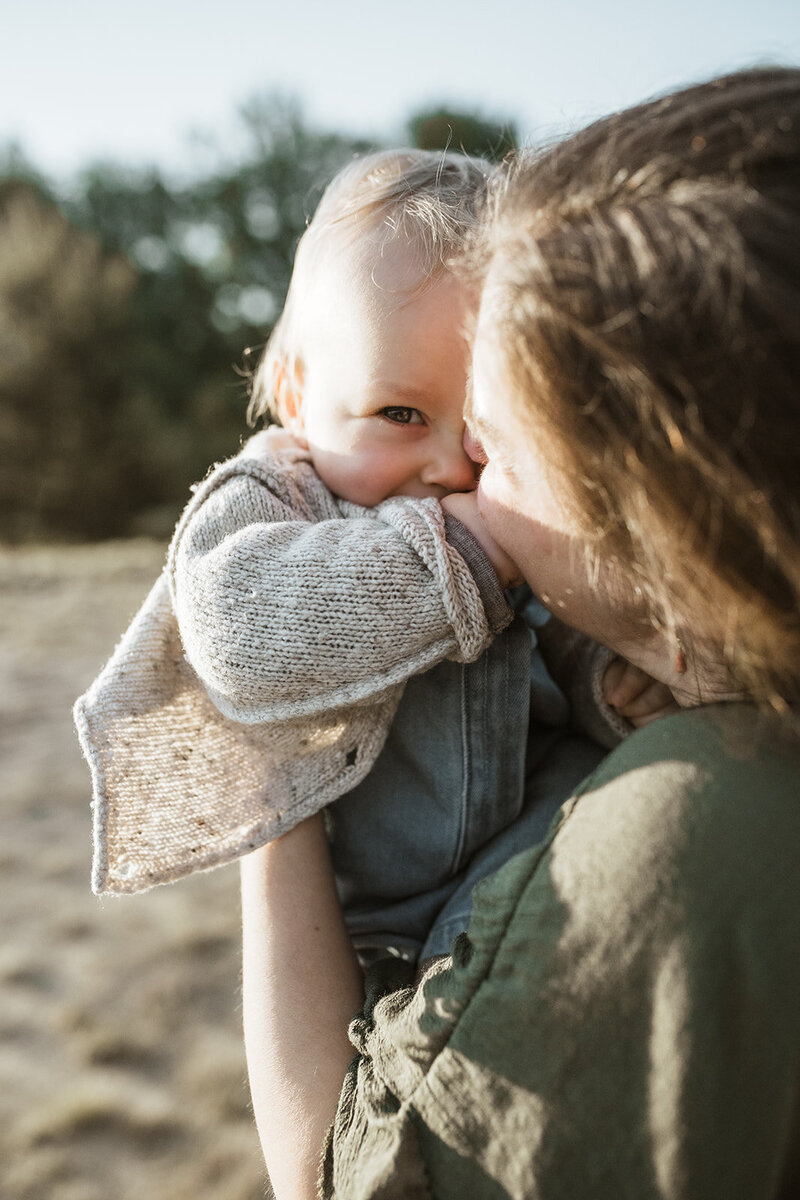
[328,591,606,961]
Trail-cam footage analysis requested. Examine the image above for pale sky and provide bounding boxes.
[3,0,799,179]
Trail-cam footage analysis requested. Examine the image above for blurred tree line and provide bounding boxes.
[0,101,515,541]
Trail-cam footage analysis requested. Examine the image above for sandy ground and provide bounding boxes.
[1,541,269,1200]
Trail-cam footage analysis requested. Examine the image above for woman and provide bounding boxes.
[241,68,800,1199]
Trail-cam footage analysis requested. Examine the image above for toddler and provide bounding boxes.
[75,150,671,963]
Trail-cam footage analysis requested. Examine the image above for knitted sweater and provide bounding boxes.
[74,435,513,896]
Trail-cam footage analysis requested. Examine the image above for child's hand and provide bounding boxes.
[441,491,522,589]
[243,426,310,459]
[602,657,680,728]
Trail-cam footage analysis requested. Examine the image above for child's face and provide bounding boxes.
[286,259,477,506]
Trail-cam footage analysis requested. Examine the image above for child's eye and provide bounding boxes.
[380,406,424,425]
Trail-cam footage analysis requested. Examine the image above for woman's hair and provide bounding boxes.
[248,149,491,424]
[469,68,800,710]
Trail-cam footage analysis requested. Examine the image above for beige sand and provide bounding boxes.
[1,541,270,1200]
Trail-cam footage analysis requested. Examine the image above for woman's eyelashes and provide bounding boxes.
[379,406,424,425]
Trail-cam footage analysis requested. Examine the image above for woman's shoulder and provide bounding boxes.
[462,702,800,989]
[502,704,798,921]
[566,702,800,880]
[585,701,800,797]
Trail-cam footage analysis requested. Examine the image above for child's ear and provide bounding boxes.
[274,358,305,433]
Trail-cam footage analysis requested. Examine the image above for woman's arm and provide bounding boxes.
[240,815,363,1200]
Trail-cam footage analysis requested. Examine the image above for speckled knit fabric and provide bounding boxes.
[74,436,511,896]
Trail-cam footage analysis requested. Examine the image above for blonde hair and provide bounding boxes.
[248,149,491,424]
[467,68,800,714]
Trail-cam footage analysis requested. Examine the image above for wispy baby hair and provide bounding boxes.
[248,148,492,424]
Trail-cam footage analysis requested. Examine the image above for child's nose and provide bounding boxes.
[422,433,478,493]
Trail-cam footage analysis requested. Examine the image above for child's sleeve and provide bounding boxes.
[74,444,515,897]
[168,445,513,725]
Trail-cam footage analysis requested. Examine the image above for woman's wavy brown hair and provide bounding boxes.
[470,68,800,711]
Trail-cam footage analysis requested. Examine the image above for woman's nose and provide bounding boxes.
[463,427,488,466]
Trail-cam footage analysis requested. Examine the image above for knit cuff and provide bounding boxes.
[443,514,512,634]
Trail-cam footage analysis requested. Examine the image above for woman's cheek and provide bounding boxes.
[476,470,528,558]
[474,465,504,529]
[477,461,531,530]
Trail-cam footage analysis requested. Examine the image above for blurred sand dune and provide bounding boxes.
[1,541,267,1200]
